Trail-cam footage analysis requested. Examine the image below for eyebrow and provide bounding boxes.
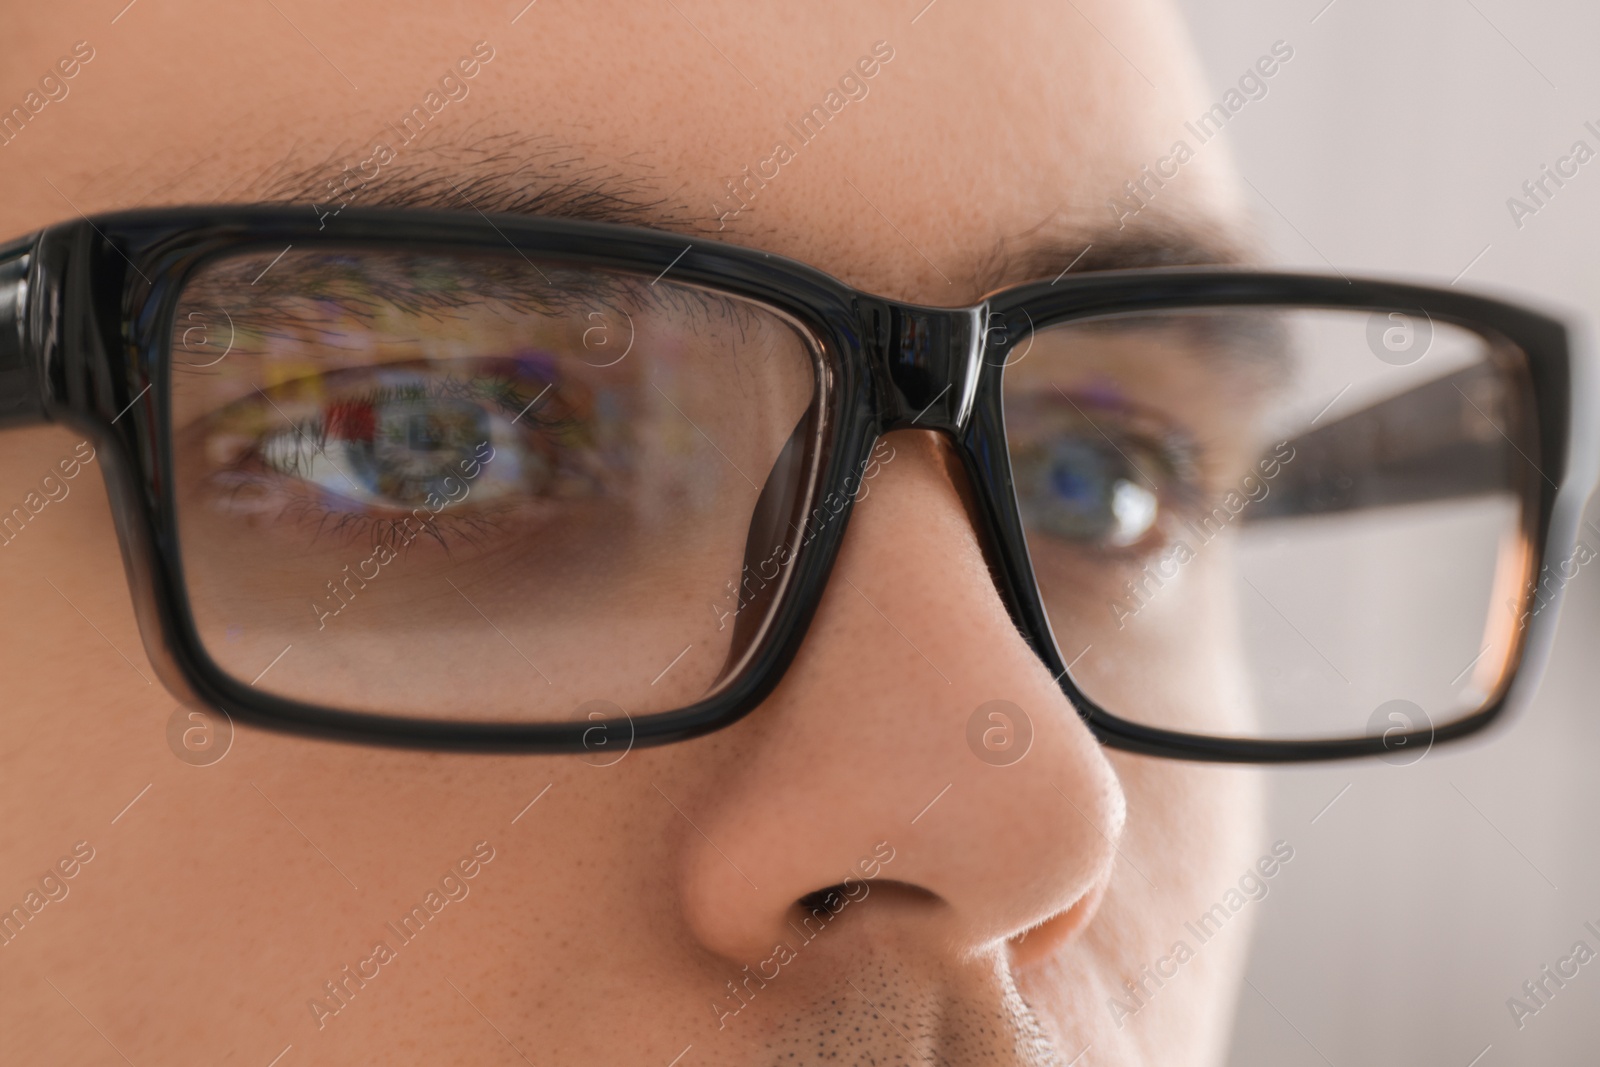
[968,203,1257,295]
[248,132,1253,291]
[251,132,715,235]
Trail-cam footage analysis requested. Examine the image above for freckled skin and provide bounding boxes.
[0,2,1260,1064]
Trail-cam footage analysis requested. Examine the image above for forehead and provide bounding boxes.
[1,0,1245,302]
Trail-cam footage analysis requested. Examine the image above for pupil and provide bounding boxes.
[405,412,447,451]
[1050,461,1096,505]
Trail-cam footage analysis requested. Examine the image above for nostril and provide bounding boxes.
[796,887,843,912]
[790,879,942,934]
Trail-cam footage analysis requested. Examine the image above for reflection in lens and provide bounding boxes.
[170,248,820,724]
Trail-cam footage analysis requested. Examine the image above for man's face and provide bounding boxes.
[0,2,1262,1063]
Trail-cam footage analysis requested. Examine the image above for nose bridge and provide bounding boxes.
[861,300,986,433]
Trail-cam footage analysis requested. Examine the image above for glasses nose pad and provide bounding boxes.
[714,411,820,685]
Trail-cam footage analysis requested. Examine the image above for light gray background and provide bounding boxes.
[1167,1,1600,1063]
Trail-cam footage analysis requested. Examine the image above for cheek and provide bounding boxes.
[0,427,166,728]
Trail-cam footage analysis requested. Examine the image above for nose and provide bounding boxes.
[672,428,1125,966]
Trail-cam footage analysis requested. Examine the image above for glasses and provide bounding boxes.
[0,207,1591,761]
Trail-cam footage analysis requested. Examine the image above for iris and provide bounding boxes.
[1016,436,1159,548]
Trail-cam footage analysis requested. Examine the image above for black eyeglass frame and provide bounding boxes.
[0,206,1591,762]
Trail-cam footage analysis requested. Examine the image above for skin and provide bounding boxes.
[0,2,1265,1063]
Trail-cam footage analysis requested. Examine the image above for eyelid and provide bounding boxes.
[1013,389,1202,478]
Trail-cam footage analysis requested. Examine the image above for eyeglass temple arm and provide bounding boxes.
[1244,362,1519,522]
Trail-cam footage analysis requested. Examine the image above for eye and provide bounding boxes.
[260,383,519,509]
[1013,436,1162,547]
[207,358,604,517]
[1006,396,1198,553]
